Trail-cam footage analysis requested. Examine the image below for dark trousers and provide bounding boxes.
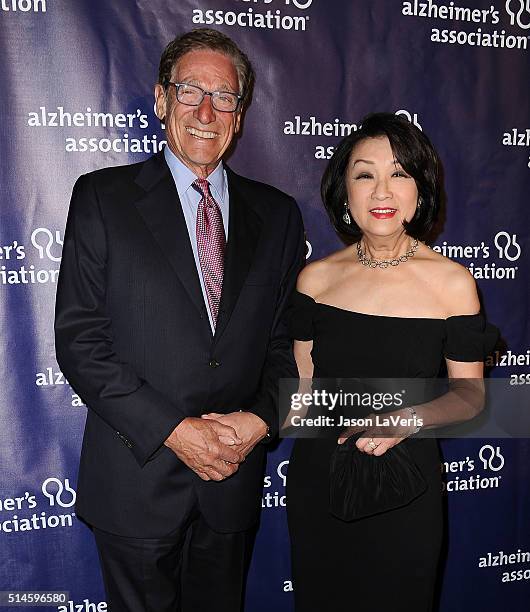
[93,512,256,612]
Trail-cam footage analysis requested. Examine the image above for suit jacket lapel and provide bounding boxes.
[214,168,263,343]
[133,152,209,325]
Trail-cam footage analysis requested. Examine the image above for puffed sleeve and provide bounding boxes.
[444,315,499,361]
[288,290,316,341]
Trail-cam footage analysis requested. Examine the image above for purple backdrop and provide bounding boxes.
[1,1,529,610]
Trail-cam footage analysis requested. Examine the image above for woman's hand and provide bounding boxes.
[338,408,417,456]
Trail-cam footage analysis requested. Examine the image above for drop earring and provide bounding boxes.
[343,202,352,225]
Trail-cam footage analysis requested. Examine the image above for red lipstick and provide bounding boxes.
[369,208,397,219]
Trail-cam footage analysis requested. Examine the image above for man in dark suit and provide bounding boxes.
[55,28,304,612]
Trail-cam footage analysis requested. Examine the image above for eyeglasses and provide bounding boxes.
[166,82,242,113]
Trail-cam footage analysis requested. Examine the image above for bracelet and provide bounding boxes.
[405,406,422,435]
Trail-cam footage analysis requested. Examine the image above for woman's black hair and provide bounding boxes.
[321,112,442,243]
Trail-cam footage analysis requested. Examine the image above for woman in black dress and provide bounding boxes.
[286,113,498,611]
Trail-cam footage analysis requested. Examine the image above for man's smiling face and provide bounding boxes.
[155,49,242,178]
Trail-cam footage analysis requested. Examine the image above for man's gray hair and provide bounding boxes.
[158,28,255,109]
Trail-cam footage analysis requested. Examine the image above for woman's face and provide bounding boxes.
[345,136,419,239]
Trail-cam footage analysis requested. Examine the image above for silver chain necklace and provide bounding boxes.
[356,239,419,269]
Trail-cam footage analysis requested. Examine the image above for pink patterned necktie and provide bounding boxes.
[192,178,226,327]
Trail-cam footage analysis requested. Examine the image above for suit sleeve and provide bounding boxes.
[54,174,186,467]
[248,198,305,440]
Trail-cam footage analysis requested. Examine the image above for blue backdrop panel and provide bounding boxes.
[1,1,529,610]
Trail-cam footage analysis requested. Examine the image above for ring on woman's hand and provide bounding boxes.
[367,438,379,450]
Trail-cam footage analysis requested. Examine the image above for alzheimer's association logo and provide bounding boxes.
[506,0,530,29]
[286,0,312,8]
[42,477,76,508]
[31,227,63,262]
[494,232,521,262]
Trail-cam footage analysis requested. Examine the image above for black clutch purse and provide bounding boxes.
[329,432,427,521]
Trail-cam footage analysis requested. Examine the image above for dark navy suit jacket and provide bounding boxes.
[54,151,305,537]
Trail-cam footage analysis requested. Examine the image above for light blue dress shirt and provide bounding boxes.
[164,145,230,332]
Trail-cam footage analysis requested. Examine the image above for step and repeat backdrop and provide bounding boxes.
[1,0,529,610]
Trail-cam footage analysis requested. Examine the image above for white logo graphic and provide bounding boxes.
[277,460,289,487]
[41,478,76,507]
[506,0,530,29]
[494,231,521,261]
[395,109,422,131]
[286,0,312,8]
[479,445,505,471]
[31,228,63,262]
[305,239,312,259]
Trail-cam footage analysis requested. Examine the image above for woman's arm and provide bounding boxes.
[294,339,314,380]
[349,266,489,455]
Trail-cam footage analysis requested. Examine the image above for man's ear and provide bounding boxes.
[154,84,166,121]
[234,109,242,134]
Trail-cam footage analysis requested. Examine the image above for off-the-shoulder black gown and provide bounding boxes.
[287,290,498,612]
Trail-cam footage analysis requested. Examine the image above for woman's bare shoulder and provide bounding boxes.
[296,246,353,298]
[420,246,480,316]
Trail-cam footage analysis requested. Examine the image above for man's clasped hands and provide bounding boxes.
[164,411,268,481]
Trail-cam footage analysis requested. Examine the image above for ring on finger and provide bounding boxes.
[367,438,379,450]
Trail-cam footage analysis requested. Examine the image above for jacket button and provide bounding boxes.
[208,359,220,368]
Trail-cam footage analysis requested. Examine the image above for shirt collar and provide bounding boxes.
[164,145,226,204]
